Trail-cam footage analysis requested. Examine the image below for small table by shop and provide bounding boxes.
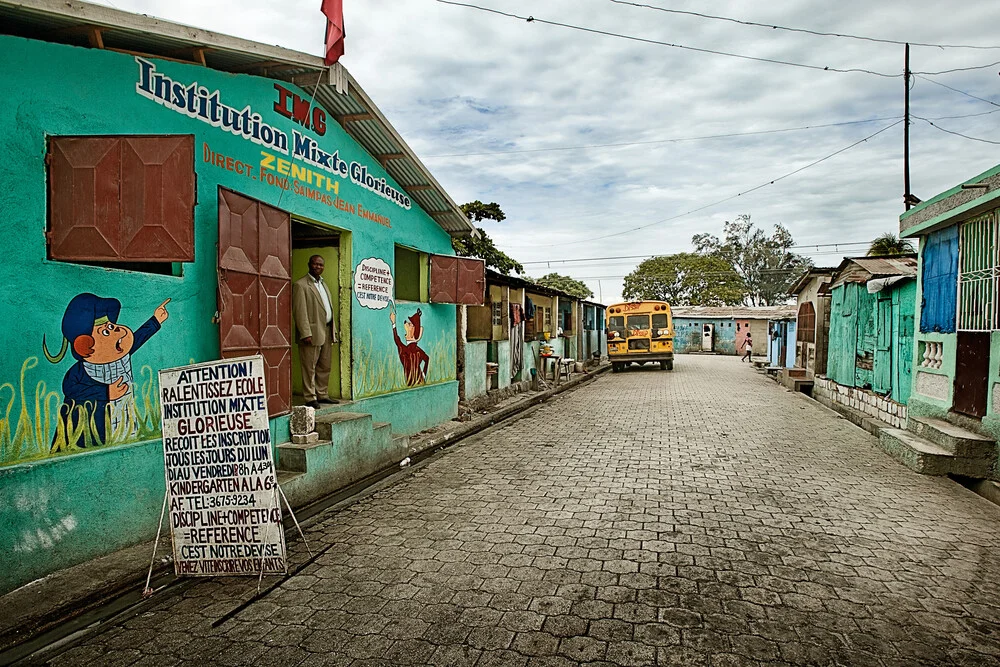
[539,353,561,383]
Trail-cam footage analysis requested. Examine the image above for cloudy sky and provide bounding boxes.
[93,0,1000,303]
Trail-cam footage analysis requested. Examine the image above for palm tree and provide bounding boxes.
[867,233,914,256]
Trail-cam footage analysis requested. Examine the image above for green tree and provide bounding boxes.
[692,214,812,306]
[867,232,914,256]
[622,253,745,305]
[451,201,524,275]
[534,273,594,299]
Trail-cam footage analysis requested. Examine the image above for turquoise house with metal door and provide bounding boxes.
[824,256,917,405]
[900,163,1000,448]
[0,0,484,594]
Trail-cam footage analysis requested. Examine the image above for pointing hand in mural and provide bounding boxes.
[155,298,171,323]
[42,293,168,447]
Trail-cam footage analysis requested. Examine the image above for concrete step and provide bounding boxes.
[908,416,996,458]
[314,411,372,442]
[276,469,305,485]
[879,428,993,478]
[276,439,333,473]
[879,429,956,476]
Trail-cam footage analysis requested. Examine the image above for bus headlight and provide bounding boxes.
[657,328,668,337]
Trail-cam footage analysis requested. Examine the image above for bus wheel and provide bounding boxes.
[666,361,674,371]
[612,363,623,373]
[659,361,667,371]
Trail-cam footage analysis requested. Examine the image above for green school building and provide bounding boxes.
[0,0,483,594]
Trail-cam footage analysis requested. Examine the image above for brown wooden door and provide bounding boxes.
[954,331,990,418]
[218,188,292,416]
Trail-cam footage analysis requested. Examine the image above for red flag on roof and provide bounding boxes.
[322,0,345,65]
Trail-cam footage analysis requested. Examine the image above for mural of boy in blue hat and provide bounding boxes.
[389,303,429,386]
[43,293,170,446]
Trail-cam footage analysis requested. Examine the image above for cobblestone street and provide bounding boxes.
[44,355,1000,666]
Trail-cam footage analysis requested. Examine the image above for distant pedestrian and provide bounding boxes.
[741,333,753,363]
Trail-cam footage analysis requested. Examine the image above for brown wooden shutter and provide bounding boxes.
[218,188,292,416]
[120,137,195,260]
[48,135,195,262]
[429,254,485,305]
[48,137,122,260]
[429,255,458,303]
[455,257,486,305]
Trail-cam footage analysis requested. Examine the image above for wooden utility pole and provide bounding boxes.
[904,43,912,210]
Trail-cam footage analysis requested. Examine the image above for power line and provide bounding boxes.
[435,0,900,77]
[422,117,900,158]
[915,60,1000,76]
[504,119,903,249]
[925,107,1000,121]
[607,0,1000,51]
[914,116,1000,146]
[916,75,1000,108]
[519,243,871,266]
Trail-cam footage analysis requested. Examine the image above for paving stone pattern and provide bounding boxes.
[44,356,1000,666]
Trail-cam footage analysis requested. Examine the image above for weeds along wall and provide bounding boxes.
[0,35,457,594]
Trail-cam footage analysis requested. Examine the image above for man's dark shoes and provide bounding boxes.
[306,400,321,409]
[318,398,339,405]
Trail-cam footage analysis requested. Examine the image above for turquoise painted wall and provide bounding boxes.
[464,341,488,399]
[827,281,916,405]
[0,36,460,593]
[497,341,512,389]
[673,318,737,354]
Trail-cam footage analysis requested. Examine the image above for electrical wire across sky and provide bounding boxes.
[503,120,904,249]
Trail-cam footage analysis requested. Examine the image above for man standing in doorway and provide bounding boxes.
[293,254,339,408]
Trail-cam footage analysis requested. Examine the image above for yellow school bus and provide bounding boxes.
[606,301,674,372]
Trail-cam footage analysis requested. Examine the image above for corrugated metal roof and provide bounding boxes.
[848,256,918,277]
[670,305,797,320]
[830,255,918,288]
[0,0,475,238]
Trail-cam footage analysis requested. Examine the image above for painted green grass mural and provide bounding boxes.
[0,357,161,467]
[355,330,456,398]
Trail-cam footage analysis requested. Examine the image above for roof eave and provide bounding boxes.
[0,0,476,238]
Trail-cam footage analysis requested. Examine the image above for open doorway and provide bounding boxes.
[291,219,346,403]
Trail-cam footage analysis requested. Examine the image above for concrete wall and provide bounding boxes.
[795,277,833,376]
[674,318,737,354]
[813,377,907,429]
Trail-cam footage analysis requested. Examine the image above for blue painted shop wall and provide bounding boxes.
[768,322,788,367]
[674,318,737,354]
[785,322,797,367]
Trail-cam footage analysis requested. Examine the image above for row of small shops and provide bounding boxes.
[775,164,1000,481]
[458,270,605,408]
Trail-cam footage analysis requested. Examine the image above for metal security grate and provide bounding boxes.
[957,211,1000,331]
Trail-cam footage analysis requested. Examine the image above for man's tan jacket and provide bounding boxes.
[292,275,339,347]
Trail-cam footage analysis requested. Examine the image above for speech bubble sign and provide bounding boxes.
[354,257,394,310]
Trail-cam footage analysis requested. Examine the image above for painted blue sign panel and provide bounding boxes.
[920,226,958,333]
